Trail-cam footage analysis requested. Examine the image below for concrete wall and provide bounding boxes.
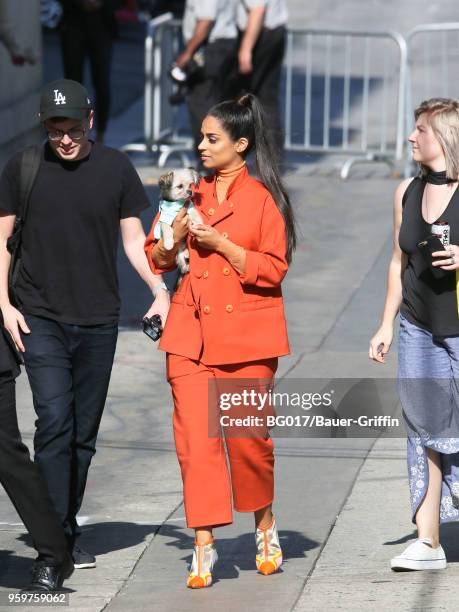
[0,0,42,147]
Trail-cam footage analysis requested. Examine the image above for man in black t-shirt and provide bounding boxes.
[0,79,170,569]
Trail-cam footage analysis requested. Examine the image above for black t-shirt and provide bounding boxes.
[399,177,459,335]
[0,142,149,325]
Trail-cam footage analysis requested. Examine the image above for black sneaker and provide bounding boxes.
[21,554,74,592]
[72,545,96,569]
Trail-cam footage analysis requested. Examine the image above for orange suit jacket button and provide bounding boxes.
[223,267,230,276]
[222,232,228,239]
[203,270,209,278]
[225,304,233,313]
[228,202,234,208]
[203,305,211,314]
[208,208,215,215]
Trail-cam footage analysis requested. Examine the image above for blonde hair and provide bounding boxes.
[414,98,459,180]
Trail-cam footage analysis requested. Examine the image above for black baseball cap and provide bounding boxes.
[39,79,92,122]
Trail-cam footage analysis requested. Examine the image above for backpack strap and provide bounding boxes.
[18,144,42,222]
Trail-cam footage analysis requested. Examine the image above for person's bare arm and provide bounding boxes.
[175,20,214,69]
[239,5,266,74]
[120,216,170,323]
[0,212,30,351]
[369,178,413,363]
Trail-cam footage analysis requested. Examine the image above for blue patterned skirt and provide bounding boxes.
[398,313,459,523]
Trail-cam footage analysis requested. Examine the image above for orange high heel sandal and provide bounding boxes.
[187,538,218,588]
[255,518,283,575]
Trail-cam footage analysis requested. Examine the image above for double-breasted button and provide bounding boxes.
[225,304,233,313]
[208,208,215,216]
[203,305,211,314]
[223,267,230,276]
[228,202,234,208]
[203,270,209,279]
[222,232,228,239]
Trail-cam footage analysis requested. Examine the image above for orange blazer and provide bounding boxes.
[144,166,290,365]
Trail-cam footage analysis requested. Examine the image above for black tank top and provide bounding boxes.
[399,177,459,335]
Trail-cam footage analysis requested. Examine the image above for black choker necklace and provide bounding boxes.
[425,170,458,185]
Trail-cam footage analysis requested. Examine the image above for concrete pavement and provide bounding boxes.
[3,1,459,611]
[0,151,405,612]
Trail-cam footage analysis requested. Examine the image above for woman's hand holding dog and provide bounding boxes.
[172,208,190,244]
[189,224,223,251]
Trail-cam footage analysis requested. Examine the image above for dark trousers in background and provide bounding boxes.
[21,314,118,547]
[234,26,286,154]
[60,13,114,134]
[0,371,68,564]
[186,38,237,153]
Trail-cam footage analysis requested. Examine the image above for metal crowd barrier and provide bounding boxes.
[404,22,459,173]
[122,13,193,167]
[124,17,459,178]
[283,28,407,178]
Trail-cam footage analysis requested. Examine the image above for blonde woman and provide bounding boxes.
[370,98,459,570]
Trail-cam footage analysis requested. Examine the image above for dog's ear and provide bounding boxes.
[159,171,174,190]
[188,167,200,186]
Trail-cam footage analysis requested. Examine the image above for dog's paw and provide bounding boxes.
[176,246,190,273]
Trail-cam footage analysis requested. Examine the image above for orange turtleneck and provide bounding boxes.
[215,160,246,204]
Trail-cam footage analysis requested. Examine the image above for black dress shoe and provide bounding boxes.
[21,554,74,593]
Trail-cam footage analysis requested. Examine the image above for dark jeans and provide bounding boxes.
[21,314,118,547]
[186,38,237,153]
[0,370,68,564]
[231,26,286,154]
[60,13,114,134]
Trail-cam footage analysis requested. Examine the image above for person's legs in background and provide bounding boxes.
[186,76,220,155]
[250,26,286,157]
[186,39,237,157]
[0,370,73,591]
[85,13,114,142]
[60,16,86,86]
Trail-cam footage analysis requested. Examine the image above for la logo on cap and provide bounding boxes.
[53,90,66,105]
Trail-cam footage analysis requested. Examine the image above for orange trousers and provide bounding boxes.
[166,353,278,529]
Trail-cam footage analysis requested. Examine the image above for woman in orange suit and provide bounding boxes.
[144,93,296,588]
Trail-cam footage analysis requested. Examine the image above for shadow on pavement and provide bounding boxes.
[157,524,320,578]
[16,522,161,557]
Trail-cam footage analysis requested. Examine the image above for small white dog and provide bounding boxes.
[154,168,202,273]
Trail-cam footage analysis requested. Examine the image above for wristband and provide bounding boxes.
[152,282,169,298]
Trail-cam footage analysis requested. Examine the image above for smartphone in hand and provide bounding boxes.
[417,235,448,279]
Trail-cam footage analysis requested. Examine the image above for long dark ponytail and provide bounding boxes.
[208,94,297,263]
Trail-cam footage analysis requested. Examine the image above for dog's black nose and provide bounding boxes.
[187,190,192,196]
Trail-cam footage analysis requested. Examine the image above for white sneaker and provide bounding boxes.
[390,538,446,571]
